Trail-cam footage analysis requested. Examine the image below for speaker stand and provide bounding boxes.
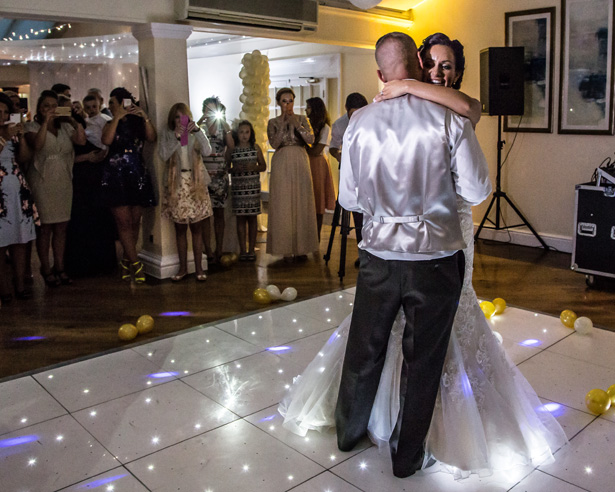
[474,115,549,250]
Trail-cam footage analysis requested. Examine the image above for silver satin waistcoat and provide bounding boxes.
[339,95,491,255]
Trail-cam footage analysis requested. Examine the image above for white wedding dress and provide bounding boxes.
[279,199,567,479]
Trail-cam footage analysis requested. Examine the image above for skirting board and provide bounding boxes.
[474,225,573,254]
[138,250,208,279]
[139,226,572,279]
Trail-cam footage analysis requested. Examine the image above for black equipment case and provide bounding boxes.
[571,179,615,283]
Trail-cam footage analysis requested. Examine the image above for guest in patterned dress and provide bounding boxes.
[227,120,266,261]
[160,103,213,282]
[0,93,39,302]
[305,97,336,241]
[196,97,234,265]
[24,90,86,287]
[101,87,157,284]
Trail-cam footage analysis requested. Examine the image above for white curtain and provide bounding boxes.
[28,61,139,106]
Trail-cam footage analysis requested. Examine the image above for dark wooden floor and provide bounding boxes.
[1,229,613,381]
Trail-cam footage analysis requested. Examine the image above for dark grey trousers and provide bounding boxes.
[335,249,464,477]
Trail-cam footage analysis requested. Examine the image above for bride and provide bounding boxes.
[279,33,567,479]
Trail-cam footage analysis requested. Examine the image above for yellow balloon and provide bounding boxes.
[220,255,233,268]
[253,288,271,304]
[229,253,239,263]
[492,298,506,315]
[480,301,496,319]
[607,384,615,404]
[136,315,154,335]
[560,309,578,328]
[118,323,138,341]
[585,388,612,414]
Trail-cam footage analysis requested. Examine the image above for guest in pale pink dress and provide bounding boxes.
[305,97,336,241]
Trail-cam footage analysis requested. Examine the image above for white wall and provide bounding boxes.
[187,43,378,125]
[188,53,244,122]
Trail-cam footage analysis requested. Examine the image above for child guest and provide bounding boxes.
[227,120,266,261]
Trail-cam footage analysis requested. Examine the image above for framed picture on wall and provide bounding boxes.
[504,8,555,133]
[559,0,614,134]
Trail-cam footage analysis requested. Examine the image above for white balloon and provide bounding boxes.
[266,284,281,300]
[492,331,503,344]
[281,287,298,301]
[348,0,381,8]
[574,316,593,335]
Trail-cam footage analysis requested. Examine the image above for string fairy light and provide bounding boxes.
[2,23,72,42]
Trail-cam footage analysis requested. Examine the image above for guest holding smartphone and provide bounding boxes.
[24,90,86,287]
[160,103,213,282]
[0,92,38,302]
[197,97,234,265]
[101,87,156,284]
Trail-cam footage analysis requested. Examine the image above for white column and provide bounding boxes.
[132,22,193,278]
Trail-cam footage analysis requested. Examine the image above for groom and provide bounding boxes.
[335,32,491,478]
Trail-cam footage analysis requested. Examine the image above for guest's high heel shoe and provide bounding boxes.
[120,259,131,282]
[132,261,146,284]
[53,269,73,285]
[41,269,60,287]
[171,272,187,282]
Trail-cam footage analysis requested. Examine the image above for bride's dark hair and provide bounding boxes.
[419,33,465,90]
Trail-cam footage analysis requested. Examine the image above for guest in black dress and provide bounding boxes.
[65,95,117,277]
[101,87,156,283]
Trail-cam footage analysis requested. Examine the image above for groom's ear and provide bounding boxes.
[377,69,386,83]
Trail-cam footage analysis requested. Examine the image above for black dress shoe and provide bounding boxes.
[392,447,426,478]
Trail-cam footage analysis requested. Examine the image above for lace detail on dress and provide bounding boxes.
[438,359,464,412]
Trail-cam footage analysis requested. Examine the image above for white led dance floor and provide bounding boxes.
[1,288,614,491]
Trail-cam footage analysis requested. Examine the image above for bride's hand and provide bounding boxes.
[374,80,414,102]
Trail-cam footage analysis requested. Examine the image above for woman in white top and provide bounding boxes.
[305,97,335,241]
[160,103,213,282]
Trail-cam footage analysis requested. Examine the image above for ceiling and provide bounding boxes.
[0,30,307,66]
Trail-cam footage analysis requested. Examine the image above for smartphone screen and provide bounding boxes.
[180,114,190,146]
[56,106,71,117]
[123,98,132,108]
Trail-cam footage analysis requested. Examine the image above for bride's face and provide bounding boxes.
[422,44,460,88]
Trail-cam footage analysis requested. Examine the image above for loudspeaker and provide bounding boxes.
[480,47,524,116]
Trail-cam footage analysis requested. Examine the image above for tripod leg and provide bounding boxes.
[502,194,549,250]
[324,200,341,263]
[474,193,497,242]
[339,210,350,281]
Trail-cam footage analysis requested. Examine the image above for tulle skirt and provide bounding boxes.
[279,301,567,478]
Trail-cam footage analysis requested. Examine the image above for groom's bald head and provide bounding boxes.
[375,32,422,82]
